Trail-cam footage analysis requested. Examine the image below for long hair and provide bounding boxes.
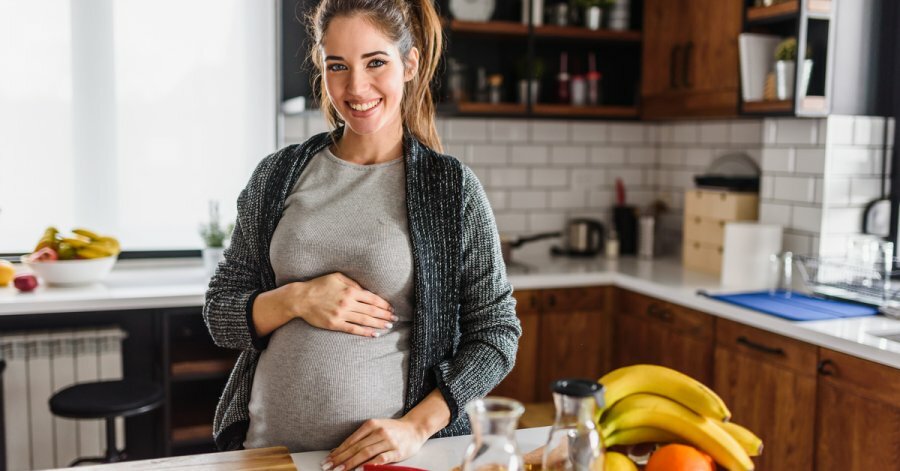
[307,0,444,152]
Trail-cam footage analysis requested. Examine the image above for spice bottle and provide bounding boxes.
[557,52,570,104]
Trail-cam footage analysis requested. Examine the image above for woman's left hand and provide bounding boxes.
[324,417,426,470]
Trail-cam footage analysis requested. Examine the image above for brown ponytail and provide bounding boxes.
[308,0,445,152]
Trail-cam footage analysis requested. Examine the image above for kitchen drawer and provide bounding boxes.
[717,318,817,375]
[513,289,542,313]
[616,289,714,339]
[683,216,726,246]
[817,348,900,405]
[542,286,607,313]
[684,189,758,221]
[682,240,722,275]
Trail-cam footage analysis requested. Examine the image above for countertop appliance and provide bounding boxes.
[552,218,605,256]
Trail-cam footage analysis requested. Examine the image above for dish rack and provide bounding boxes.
[797,255,900,318]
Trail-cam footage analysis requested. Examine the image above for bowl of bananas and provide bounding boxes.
[21,227,122,286]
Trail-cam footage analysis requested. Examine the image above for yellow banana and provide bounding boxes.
[77,246,112,259]
[94,236,121,253]
[602,393,753,471]
[35,226,59,251]
[84,242,116,257]
[60,237,90,248]
[718,421,763,457]
[598,364,731,421]
[72,228,103,241]
[603,426,683,447]
[605,451,637,471]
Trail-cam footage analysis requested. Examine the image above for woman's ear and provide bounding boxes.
[404,47,420,82]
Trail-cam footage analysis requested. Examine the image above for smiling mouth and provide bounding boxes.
[348,98,382,112]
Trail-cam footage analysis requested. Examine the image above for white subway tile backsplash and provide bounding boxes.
[761,148,795,173]
[826,115,854,145]
[470,144,509,165]
[645,124,660,143]
[489,168,529,188]
[588,190,614,207]
[763,119,778,144]
[627,147,656,166]
[529,212,567,232]
[550,190,587,209]
[486,190,508,210]
[590,146,626,165]
[530,121,569,143]
[570,168,606,189]
[730,121,763,144]
[783,231,813,255]
[823,177,850,206]
[773,176,816,202]
[609,124,646,143]
[792,206,822,232]
[510,145,549,165]
[853,116,885,146]
[672,123,699,144]
[888,118,896,147]
[849,177,884,205]
[551,146,589,164]
[760,176,775,199]
[794,148,826,174]
[760,202,792,226]
[775,118,819,145]
[829,147,875,175]
[445,119,489,142]
[494,212,528,233]
[571,122,609,143]
[508,190,548,209]
[699,123,729,144]
[445,144,470,163]
[607,168,643,187]
[529,168,568,187]
[684,148,714,168]
[658,124,675,144]
[470,166,491,185]
[658,148,686,166]
[822,207,864,234]
[489,120,530,143]
[819,234,849,257]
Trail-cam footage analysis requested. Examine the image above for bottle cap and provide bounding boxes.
[551,378,606,408]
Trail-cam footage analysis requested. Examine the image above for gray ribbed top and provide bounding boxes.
[244,147,412,452]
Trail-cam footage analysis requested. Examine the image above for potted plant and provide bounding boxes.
[572,0,615,30]
[199,201,234,276]
[516,57,545,105]
[773,37,812,100]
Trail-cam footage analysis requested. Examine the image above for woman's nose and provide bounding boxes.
[347,68,370,95]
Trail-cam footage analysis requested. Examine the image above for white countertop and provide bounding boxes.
[292,426,550,470]
[4,248,900,369]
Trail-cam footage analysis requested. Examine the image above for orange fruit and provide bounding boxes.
[645,444,715,471]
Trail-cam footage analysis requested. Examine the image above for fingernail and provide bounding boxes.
[385,322,394,329]
[372,331,381,338]
[334,466,345,471]
[390,306,395,312]
[321,462,333,471]
[391,315,399,322]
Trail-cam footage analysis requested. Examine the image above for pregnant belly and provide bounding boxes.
[247,318,410,452]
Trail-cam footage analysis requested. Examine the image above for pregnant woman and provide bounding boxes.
[202,0,520,468]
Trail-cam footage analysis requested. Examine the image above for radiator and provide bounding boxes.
[0,327,127,471]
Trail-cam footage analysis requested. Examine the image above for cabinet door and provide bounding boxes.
[815,349,900,471]
[536,287,609,401]
[641,0,688,99]
[713,320,818,471]
[490,290,541,403]
[612,290,714,386]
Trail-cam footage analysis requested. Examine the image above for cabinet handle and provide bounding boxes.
[670,44,682,89]
[817,359,836,376]
[646,304,673,322]
[547,294,556,308]
[682,41,694,88]
[530,295,539,310]
[736,336,785,356]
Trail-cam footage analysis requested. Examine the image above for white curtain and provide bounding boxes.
[0,0,278,252]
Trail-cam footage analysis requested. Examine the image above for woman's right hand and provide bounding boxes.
[283,272,396,337]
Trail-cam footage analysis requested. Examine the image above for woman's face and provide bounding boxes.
[321,15,418,137]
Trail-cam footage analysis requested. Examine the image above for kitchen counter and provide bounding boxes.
[4,249,900,369]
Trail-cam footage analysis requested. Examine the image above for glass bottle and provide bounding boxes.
[542,379,606,471]
[461,397,525,471]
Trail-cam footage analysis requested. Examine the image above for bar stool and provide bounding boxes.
[49,379,163,466]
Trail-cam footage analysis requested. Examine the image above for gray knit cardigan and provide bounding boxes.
[203,130,521,451]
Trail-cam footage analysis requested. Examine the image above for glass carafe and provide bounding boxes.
[542,379,606,471]
[461,397,525,471]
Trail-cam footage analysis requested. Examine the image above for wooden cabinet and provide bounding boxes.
[492,287,610,403]
[641,0,742,119]
[612,289,715,386]
[713,319,817,471]
[815,348,900,471]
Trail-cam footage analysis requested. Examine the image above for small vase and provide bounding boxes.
[203,247,225,277]
[517,79,540,105]
[585,6,603,30]
[775,60,795,100]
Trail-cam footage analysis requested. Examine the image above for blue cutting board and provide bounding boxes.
[708,290,878,321]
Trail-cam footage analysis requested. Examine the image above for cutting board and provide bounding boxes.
[46,446,296,470]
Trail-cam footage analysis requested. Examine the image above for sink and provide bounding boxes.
[867,330,900,343]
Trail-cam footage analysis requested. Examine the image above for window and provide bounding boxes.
[0,0,278,253]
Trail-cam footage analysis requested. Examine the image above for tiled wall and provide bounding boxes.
[283,112,895,258]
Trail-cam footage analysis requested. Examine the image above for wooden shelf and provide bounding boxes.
[455,102,527,115]
[746,0,798,23]
[448,20,527,37]
[742,99,793,114]
[171,424,214,444]
[171,357,235,380]
[534,25,641,42]
[532,104,639,118]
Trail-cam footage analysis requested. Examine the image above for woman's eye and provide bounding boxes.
[327,63,347,72]
[368,59,386,68]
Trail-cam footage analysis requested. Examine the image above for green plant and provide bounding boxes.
[199,201,234,248]
[516,56,545,80]
[774,37,797,61]
[573,0,616,9]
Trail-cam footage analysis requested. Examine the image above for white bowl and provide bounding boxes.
[21,255,118,286]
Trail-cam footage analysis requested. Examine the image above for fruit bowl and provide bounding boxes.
[20,255,118,286]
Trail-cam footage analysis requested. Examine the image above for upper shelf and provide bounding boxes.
[448,20,641,42]
[745,0,832,25]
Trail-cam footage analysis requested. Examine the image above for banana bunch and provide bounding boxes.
[33,226,121,260]
[598,365,762,471]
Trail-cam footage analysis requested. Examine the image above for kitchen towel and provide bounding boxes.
[721,222,783,289]
[707,290,878,321]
